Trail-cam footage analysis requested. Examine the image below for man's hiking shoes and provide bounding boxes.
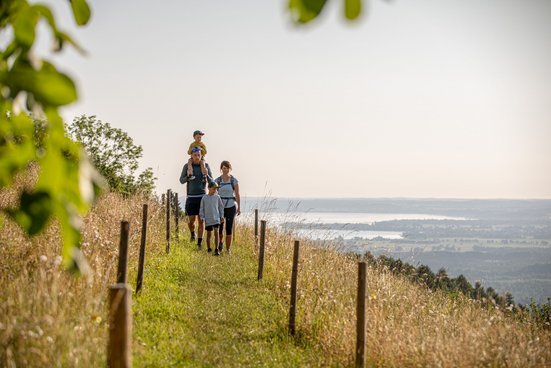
[197,243,201,250]
[207,247,212,253]
[214,249,220,256]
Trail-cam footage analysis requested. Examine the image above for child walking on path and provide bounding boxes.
[187,130,209,181]
[199,182,225,255]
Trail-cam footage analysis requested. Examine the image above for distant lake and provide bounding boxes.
[272,211,468,224]
[251,212,467,240]
[261,212,465,240]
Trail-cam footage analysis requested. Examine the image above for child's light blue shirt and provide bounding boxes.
[199,193,224,227]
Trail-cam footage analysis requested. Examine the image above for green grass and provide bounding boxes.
[132,237,325,367]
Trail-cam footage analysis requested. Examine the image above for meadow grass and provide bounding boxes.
[1,182,551,367]
[260,224,551,367]
[0,172,166,367]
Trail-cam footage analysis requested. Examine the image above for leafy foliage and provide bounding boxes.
[0,0,101,272]
[68,115,156,196]
[289,0,362,23]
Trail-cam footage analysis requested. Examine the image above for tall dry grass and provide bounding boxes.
[0,171,166,367]
[250,217,551,367]
[2,177,551,367]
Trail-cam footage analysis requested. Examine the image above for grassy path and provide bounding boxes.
[132,238,324,367]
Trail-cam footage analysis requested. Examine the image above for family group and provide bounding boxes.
[179,130,241,256]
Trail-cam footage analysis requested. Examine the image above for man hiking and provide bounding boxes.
[180,147,213,248]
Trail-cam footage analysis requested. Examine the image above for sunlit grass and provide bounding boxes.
[261,217,551,367]
[0,172,166,367]
[132,238,326,367]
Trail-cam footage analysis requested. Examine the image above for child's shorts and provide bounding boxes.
[205,224,220,231]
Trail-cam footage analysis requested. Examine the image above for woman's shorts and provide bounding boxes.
[185,196,203,216]
[219,206,237,235]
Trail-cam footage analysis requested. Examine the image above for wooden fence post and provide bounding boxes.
[174,192,179,241]
[289,240,300,335]
[356,261,367,368]
[136,204,148,293]
[257,220,266,280]
[108,283,132,368]
[254,208,258,251]
[166,189,171,253]
[254,209,259,247]
[117,221,130,284]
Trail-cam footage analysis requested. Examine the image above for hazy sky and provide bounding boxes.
[40,0,551,198]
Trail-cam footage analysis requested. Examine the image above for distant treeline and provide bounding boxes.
[362,252,551,328]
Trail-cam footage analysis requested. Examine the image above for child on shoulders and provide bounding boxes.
[187,130,208,181]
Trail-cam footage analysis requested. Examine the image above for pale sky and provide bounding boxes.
[39,0,551,198]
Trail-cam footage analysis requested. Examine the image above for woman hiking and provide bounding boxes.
[214,160,241,254]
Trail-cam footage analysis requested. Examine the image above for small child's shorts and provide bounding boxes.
[205,224,220,231]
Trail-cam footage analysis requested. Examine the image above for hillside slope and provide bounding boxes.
[1,192,550,367]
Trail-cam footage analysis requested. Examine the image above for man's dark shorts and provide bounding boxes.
[205,224,220,231]
[185,196,203,216]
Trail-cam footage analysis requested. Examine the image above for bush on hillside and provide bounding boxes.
[68,115,156,196]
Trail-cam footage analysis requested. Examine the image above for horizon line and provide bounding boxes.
[238,196,551,201]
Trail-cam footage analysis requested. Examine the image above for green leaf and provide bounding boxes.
[13,6,39,48]
[70,0,91,26]
[1,63,78,106]
[345,0,362,20]
[32,4,58,33]
[303,0,328,14]
[36,142,65,194]
[55,31,86,54]
[289,0,328,24]
[0,113,36,188]
[7,190,53,235]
